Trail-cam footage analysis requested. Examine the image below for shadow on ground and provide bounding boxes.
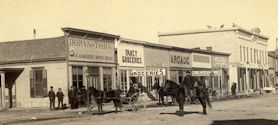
[211,119,278,125]
[160,110,202,117]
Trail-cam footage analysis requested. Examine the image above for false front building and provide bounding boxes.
[0,28,119,109]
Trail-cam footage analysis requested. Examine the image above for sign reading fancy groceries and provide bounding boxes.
[118,43,144,67]
[68,37,115,63]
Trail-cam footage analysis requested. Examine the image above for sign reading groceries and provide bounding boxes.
[129,69,166,76]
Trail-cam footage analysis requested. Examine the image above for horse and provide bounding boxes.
[152,80,176,105]
[164,80,212,115]
[88,87,122,115]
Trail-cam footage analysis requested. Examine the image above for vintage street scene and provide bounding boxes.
[0,0,278,125]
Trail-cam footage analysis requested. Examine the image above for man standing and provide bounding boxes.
[48,86,56,111]
[231,83,237,96]
[79,86,87,107]
[68,86,77,109]
[56,88,64,109]
[182,71,195,97]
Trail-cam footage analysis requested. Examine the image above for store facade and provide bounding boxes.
[0,28,119,109]
[116,39,145,94]
[63,28,119,92]
[169,48,192,84]
[144,43,170,98]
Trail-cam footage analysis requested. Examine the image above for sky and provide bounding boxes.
[0,0,278,50]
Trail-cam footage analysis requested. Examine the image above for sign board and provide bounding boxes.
[212,56,228,68]
[144,47,170,67]
[192,71,221,76]
[170,51,191,68]
[68,37,115,63]
[129,68,166,76]
[192,53,211,68]
[118,43,145,67]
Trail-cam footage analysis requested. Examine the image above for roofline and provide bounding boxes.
[120,37,172,49]
[158,27,269,40]
[0,36,65,44]
[0,57,67,65]
[62,27,120,39]
[120,37,230,56]
[191,49,230,56]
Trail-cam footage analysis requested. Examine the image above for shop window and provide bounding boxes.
[170,70,177,83]
[30,68,47,98]
[178,70,184,84]
[120,70,128,93]
[146,76,153,92]
[243,46,245,62]
[103,68,112,91]
[72,66,83,89]
[246,47,249,63]
[240,46,242,62]
[88,67,100,90]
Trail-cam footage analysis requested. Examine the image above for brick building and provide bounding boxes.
[159,27,269,95]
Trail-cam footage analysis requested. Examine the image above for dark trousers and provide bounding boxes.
[50,99,55,110]
[70,98,77,109]
[58,99,63,109]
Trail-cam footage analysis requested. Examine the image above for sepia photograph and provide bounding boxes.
[0,0,278,125]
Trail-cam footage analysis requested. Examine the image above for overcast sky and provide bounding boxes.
[1,0,278,50]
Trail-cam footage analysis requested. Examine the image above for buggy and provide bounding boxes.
[119,92,140,111]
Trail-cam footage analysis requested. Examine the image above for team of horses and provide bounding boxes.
[88,79,212,116]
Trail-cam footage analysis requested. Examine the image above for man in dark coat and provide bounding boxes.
[231,83,237,96]
[56,88,64,109]
[182,71,195,97]
[48,86,56,111]
[68,86,77,109]
[78,86,87,107]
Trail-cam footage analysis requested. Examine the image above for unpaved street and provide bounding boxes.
[3,94,278,125]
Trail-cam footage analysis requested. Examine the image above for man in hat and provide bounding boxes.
[56,88,64,109]
[182,71,195,97]
[68,86,78,109]
[48,86,56,111]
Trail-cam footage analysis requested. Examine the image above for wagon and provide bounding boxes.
[119,92,140,111]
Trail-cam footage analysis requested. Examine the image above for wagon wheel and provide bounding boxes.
[128,93,139,111]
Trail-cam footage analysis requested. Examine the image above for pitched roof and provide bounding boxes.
[0,36,66,64]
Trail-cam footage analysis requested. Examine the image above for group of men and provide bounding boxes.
[68,85,87,109]
[48,85,87,111]
[48,86,65,111]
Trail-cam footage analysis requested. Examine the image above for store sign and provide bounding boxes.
[192,53,211,68]
[129,68,166,76]
[68,37,115,63]
[192,71,221,76]
[212,56,228,68]
[170,51,191,68]
[118,43,145,67]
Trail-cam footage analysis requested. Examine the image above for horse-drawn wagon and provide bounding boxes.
[87,86,141,115]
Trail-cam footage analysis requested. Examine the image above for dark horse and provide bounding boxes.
[88,87,122,115]
[164,80,212,115]
[152,81,176,105]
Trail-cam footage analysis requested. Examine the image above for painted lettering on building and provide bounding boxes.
[122,49,142,64]
[69,38,113,50]
[169,51,191,68]
[68,37,115,63]
[171,55,190,65]
[129,69,166,76]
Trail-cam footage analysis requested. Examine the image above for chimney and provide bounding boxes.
[206,46,212,51]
